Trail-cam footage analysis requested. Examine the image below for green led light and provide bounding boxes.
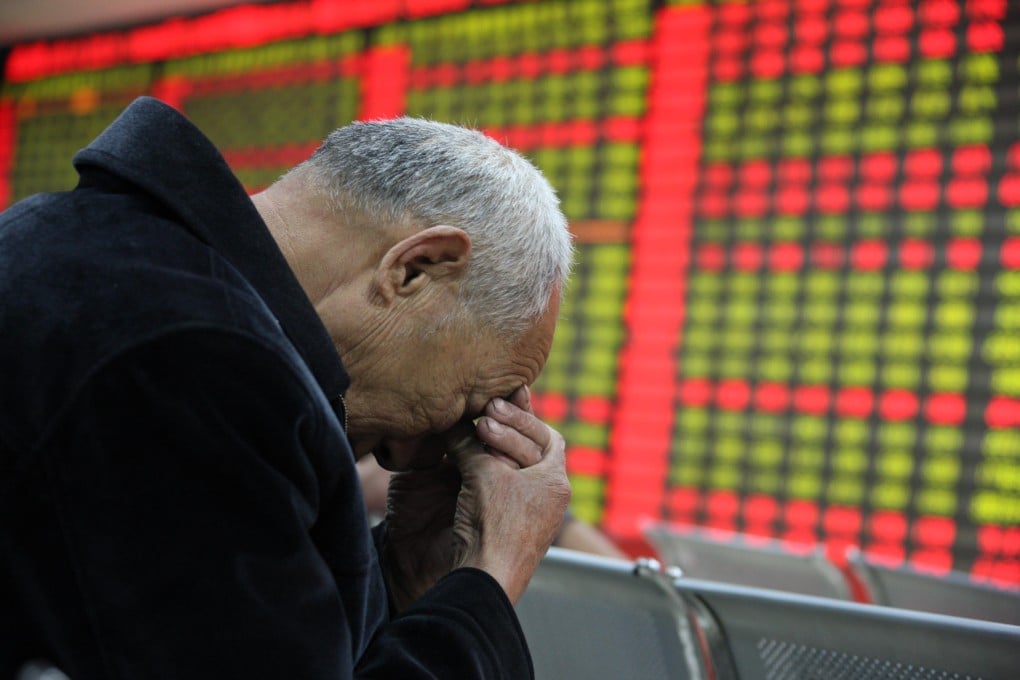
[563,422,609,448]
[871,483,910,510]
[928,364,969,392]
[828,478,865,505]
[709,466,742,490]
[800,360,833,384]
[991,369,1020,396]
[982,429,1020,457]
[971,491,1020,525]
[788,473,823,500]
[880,422,918,448]
[917,489,957,517]
[876,449,915,478]
[958,84,997,115]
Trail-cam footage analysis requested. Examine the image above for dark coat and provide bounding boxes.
[0,97,531,679]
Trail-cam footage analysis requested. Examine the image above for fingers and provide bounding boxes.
[476,396,568,473]
[508,385,533,414]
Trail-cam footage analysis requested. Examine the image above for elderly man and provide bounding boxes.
[0,97,573,679]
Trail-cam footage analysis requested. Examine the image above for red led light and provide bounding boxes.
[718,2,752,25]
[733,241,765,271]
[905,148,943,177]
[978,524,1003,553]
[919,28,957,57]
[836,386,874,418]
[946,177,988,209]
[785,499,821,528]
[717,379,752,411]
[757,0,789,21]
[576,396,612,423]
[864,544,906,566]
[533,391,568,421]
[966,0,1007,20]
[695,242,727,271]
[967,21,1004,52]
[744,495,779,524]
[861,152,898,181]
[851,239,889,270]
[698,191,729,219]
[946,237,982,270]
[404,0,469,18]
[925,392,967,425]
[816,183,851,213]
[777,185,810,214]
[911,550,953,574]
[705,162,734,187]
[831,40,867,66]
[778,157,812,184]
[920,0,961,26]
[952,145,992,175]
[715,29,748,54]
[741,159,772,187]
[1001,237,1020,269]
[713,58,744,81]
[900,180,940,211]
[914,517,957,547]
[869,511,908,542]
[755,382,791,412]
[678,378,713,407]
[751,50,786,78]
[875,4,915,33]
[668,487,700,518]
[824,505,862,535]
[756,22,789,49]
[604,116,641,143]
[735,190,769,217]
[880,390,920,421]
[876,34,912,62]
[769,242,805,271]
[899,238,935,270]
[834,10,869,38]
[707,490,741,518]
[797,0,830,13]
[999,174,1020,207]
[795,14,829,43]
[820,155,854,181]
[576,45,604,71]
[857,183,892,211]
[811,241,845,269]
[791,45,826,73]
[794,384,830,415]
[985,396,1020,428]
[612,39,649,66]
[566,447,607,476]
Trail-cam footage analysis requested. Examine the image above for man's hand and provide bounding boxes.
[381,386,570,610]
[451,386,571,603]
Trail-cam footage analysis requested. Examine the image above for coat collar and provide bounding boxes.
[72,96,350,416]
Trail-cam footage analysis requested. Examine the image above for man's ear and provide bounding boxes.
[372,225,471,303]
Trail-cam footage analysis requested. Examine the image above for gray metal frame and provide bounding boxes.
[848,550,1020,626]
[518,547,1020,680]
[646,523,852,599]
[674,575,1020,680]
[515,548,724,680]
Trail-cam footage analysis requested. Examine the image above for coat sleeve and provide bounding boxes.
[41,328,531,679]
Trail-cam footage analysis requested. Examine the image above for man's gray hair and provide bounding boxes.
[299,117,573,338]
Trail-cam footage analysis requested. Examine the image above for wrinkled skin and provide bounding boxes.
[382,386,570,609]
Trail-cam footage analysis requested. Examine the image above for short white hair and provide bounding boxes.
[299,117,573,338]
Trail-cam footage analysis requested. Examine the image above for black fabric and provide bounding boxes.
[0,96,532,680]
